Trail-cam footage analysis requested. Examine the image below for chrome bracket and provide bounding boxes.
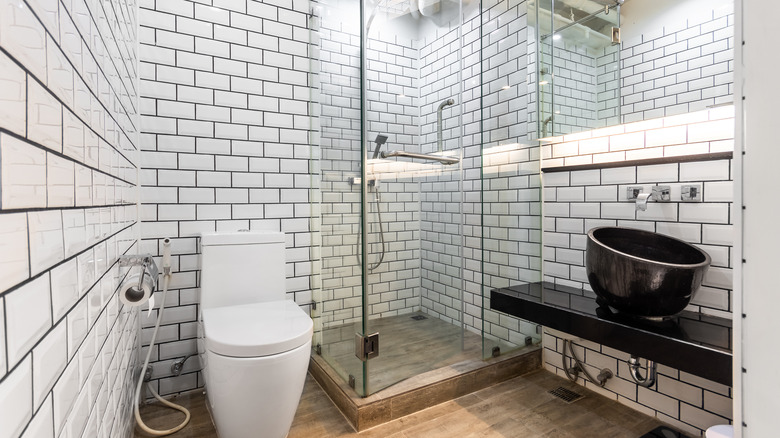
[355,332,379,362]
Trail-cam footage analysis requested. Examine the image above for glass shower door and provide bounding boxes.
[315,0,471,397]
[360,0,468,396]
[313,0,369,396]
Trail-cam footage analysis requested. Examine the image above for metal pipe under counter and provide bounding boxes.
[489,281,732,386]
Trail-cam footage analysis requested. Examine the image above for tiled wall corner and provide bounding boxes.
[0,0,140,437]
[138,0,317,396]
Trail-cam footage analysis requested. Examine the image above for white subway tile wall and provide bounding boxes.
[542,106,734,167]
[621,4,734,123]
[0,1,140,438]
[528,29,621,138]
[541,112,734,434]
[1,0,738,435]
[470,0,542,347]
[530,3,733,140]
[418,24,464,328]
[139,0,316,396]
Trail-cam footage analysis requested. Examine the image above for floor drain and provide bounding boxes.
[548,386,584,403]
[411,315,427,320]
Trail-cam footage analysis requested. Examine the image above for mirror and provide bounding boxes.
[528,0,734,139]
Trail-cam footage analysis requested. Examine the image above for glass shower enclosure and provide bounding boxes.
[311,0,472,397]
[311,0,546,398]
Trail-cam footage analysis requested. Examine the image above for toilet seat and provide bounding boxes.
[202,299,313,357]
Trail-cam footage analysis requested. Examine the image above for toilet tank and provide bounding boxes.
[200,231,286,310]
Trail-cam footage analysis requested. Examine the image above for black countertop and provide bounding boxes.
[491,282,732,386]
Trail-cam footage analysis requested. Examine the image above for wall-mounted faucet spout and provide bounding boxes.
[437,99,455,153]
[635,192,651,211]
[634,185,671,211]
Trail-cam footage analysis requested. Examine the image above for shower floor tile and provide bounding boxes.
[319,311,486,394]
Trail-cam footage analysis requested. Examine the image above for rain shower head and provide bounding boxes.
[372,134,389,159]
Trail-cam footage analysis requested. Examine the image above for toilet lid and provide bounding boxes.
[202,300,313,357]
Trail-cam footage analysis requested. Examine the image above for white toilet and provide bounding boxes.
[197,231,313,438]
[706,425,733,438]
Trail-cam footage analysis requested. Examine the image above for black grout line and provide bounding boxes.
[0,126,136,188]
[58,0,141,135]
[0,228,137,397]
[0,218,136,300]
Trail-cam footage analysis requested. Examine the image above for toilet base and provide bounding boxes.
[201,340,311,438]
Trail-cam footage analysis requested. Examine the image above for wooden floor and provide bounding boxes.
[134,369,667,438]
[320,312,485,394]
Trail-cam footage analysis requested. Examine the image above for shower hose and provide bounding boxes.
[357,188,386,271]
[134,240,191,435]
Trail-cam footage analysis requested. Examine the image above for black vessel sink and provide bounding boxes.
[586,227,711,318]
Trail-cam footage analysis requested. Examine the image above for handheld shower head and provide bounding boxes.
[372,134,389,159]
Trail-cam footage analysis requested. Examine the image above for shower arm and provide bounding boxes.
[437,99,455,153]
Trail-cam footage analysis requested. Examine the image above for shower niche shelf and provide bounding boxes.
[491,282,732,386]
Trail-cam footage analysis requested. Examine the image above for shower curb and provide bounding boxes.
[308,346,542,431]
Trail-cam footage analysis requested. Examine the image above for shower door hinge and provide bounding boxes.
[355,332,380,361]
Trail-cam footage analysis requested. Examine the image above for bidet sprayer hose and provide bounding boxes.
[134,241,190,436]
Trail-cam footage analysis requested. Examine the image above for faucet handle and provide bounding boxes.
[651,185,671,202]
